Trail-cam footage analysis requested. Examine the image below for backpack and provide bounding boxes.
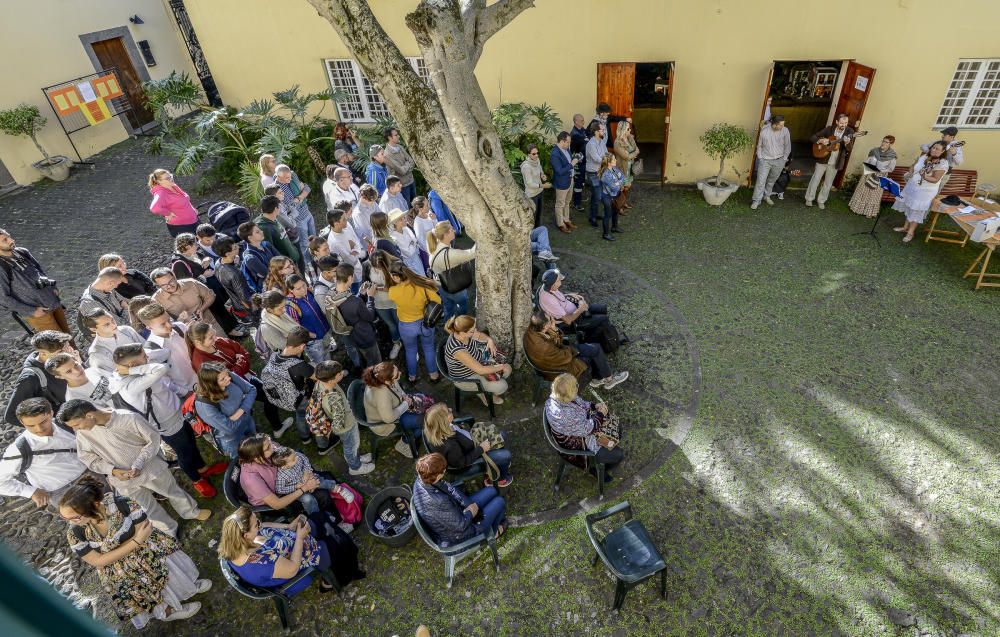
[181,393,211,436]
[112,387,163,429]
[240,248,265,294]
[10,435,77,483]
[260,353,304,411]
[596,322,621,354]
[304,386,334,437]
[252,325,272,359]
[324,292,353,336]
[205,201,251,238]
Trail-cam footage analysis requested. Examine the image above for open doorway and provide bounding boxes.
[750,60,877,190]
[596,61,674,183]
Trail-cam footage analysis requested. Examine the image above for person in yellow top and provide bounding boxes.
[386,262,441,383]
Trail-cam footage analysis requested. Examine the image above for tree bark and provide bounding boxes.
[305,0,535,356]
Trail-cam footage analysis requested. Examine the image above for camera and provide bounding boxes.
[35,276,57,290]
[572,152,584,163]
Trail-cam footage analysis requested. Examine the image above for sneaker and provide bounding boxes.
[818,202,825,210]
[389,342,402,359]
[537,250,558,261]
[195,579,212,594]
[359,453,373,463]
[589,377,608,388]
[194,508,213,521]
[805,200,813,207]
[777,193,784,200]
[602,371,629,390]
[394,438,413,458]
[192,479,216,498]
[164,602,201,622]
[328,340,338,352]
[750,201,760,210]
[273,417,294,438]
[337,522,355,534]
[764,197,774,205]
[199,461,228,477]
[349,462,376,476]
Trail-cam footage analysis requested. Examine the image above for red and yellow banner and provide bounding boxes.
[48,74,124,126]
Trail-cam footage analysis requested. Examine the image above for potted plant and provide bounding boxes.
[0,104,71,181]
[697,123,753,206]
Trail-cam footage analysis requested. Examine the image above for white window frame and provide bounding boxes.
[324,57,431,123]
[935,59,1000,129]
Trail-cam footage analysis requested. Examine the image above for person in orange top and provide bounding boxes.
[386,262,441,383]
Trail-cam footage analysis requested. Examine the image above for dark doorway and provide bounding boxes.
[767,60,842,179]
[91,38,155,130]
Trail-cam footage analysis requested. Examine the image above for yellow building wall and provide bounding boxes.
[186,0,1000,185]
[0,0,197,185]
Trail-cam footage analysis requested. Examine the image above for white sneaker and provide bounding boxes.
[764,197,774,205]
[750,201,759,210]
[603,371,629,390]
[164,602,201,622]
[273,418,294,438]
[337,522,355,534]
[777,193,784,200]
[537,250,559,261]
[389,342,402,359]
[195,579,212,594]
[349,462,376,476]
[359,453,373,463]
[805,200,813,207]
[394,438,413,458]
[818,202,825,210]
[589,377,607,388]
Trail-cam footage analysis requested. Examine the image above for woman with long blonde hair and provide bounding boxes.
[264,256,298,293]
[612,120,639,209]
[423,403,513,486]
[367,250,402,359]
[597,154,625,242]
[386,262,441,383]
[258,153,277,188]
[426,220,474,320]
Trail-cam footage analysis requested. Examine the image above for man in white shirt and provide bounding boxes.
[45,353,114,409]
[84,309,157,375]
[379,176,409,214]
[323,166,361,213]
[921,126,964,168]
[751,115,792,210]
[325,206,364,284]
[137,303,197,394]
[0,398,89,509]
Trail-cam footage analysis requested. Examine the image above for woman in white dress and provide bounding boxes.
[893,141,949,243]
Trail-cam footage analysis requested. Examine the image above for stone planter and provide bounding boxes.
[31,156,71,182]
[697,177,739,206]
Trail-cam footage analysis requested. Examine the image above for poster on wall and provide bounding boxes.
[854,75,869,92]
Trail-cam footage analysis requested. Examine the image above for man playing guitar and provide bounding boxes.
[806,113,859,210]
[921,125,964,169]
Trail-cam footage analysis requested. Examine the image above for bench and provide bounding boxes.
[880,167,978,203]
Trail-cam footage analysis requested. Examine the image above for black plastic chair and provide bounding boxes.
[218,559,339,629]
[346,378,419,461]
[542,409,607,499]
[411,503,500,588]
[421,416,487,487]
[436,338,496,420]
[522,335,566,407]
[585,500,667,610]
[222,459,291,522]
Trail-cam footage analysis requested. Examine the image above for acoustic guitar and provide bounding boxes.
[812,130,868,160]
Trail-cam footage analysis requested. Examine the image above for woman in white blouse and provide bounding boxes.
[388,208,425,275]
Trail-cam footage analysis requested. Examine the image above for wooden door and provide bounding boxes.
[661,63,675,183]
[748,64,775,185]
[832,61,876,187]
[597,63,635,138]
[91,38,155,129]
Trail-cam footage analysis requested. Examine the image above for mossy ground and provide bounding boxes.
[136,184,999,637]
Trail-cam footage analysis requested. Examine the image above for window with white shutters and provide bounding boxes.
[935,59,1000,129]
[324,57,432,122]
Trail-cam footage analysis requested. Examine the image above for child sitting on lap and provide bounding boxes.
[271,448,355,531]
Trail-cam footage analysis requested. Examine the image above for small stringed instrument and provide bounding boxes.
[812,129,868,160]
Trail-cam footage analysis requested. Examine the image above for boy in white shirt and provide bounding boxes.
[84,309,162,376]
[136,303,197,395]
[379,175,409,215]
[352,184,381,247]
[45,353,114,409]
[325,205,364,284]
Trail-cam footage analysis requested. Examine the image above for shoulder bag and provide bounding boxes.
[422,287,443,328]
[434,248,474,294]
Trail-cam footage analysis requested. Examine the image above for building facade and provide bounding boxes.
[0,0,200,187]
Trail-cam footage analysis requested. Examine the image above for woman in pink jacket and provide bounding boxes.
[149,169,200,237]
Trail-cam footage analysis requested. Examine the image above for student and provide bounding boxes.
[260,327,316,444]
[324,205,365,288]
[79,267,131,325]
[0,227,70,334]
[0,398,88,510]
[273,164,315,268]
[365,144,389,197]
[323,165,360,213]
[109,344,225,498]
[311,255,340,310]
[262,184,301,244]
[255,195,302,269]
[370,211,403,261]
[410,196,437,254]
[150,268,223,334]
[284,274,329,364]
[137,303,198,394]
[388,208,424,275]
[386,262,441,383]
[195,224,221,259]
[426,220,474,320]
[310,361,374,472]
[4,330,73,428]
[256,289,300,354]
[353,184,381,247]
[212,236,254,319]
[45,353,114,409]
[85,309,150,376]
[236,221,280,294]
[328,264,380,368]
[379,175,409,217]
[306,235,331,282]
[194,362,257,459]
[59,399,212,536]
[383,127,417,204]
[97,253,156,300]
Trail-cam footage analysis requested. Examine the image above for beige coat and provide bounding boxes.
[152,279,221,332]
[363,381,408,436]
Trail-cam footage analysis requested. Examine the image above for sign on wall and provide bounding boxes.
[42,68,132,134]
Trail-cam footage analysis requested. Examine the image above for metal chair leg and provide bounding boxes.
[488,538,501,572]
[612,579,627,611]
[273,596,290,629]
[486,394,496,420]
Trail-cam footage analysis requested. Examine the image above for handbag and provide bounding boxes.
[406,392,436,414]
[330,483,363,524]
[632,158,644,176]
[590,409,622,447]
[480,452,501,482]
[422,287,443,328]
[470,422,504,448]
[435,248,474,294]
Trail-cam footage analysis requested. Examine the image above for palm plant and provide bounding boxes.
[491,102,561,185]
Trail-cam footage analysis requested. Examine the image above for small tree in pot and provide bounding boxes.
[0,104,71,181]
[697,123,753,206]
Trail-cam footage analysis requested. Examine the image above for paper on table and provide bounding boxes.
[959,205,978,213]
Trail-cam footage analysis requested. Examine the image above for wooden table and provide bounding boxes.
[931,195,1000,290]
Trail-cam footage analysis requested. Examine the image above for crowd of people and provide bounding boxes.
[0,115,635,628]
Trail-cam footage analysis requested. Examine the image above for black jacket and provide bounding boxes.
[338,294,377,349]
[115,269,156,299]
[3,353,67,427]
[216,262,252,313]
[428,431,481,470]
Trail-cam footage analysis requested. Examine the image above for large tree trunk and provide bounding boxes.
[306,0,536,356]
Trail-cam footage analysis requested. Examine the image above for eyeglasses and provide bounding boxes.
[60,512,84,523]
[529,152,539,156]
[156,280,178,289]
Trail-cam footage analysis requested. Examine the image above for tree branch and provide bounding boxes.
[473,0,535,58]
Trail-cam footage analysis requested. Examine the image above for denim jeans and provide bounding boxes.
[294,405,310,443]
[468,486,506,538]
[399,411,423,437]
[530,226,552,254]
[438,287,468,321]
[601,195,619,234]
[298,477,339,514]
[575,342,612,380]
[218,418,257,458]
[295,211,318,267]
[486,447,513,480]
[398,319,438,378]
[587,172,601,222]
[334,332,361,368]
[337,423,362,470]
[375,307,400,343]
[306,338,327,365]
